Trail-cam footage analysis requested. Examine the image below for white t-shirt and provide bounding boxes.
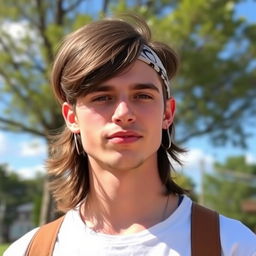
[4,195,256,256]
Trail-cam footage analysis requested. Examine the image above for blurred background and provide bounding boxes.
[0,0,255,250]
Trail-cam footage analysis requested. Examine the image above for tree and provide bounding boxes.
[174,172,197,201]
[112,0,256,146]
[0,0,94,224]
[0,0,255,222]
[0,164,43,241]
[204,156,256,231]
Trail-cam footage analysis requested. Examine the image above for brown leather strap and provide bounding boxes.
[191,202,221,256]
[25,216,65,256]
[26,203,221,255]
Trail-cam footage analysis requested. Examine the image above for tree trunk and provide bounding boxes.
[39,179,55,224]
[102,0,110,15]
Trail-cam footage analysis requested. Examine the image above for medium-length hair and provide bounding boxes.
[47,15,186,212]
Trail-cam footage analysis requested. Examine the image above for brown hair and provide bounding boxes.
[47,15,186,212]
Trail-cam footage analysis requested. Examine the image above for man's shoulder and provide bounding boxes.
[3,228,39,256]
[188,201,256,255]
[219,214,256,254]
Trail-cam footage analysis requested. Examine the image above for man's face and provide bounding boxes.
[63,60,175,172]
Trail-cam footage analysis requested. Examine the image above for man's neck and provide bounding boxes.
[80,156,178,235]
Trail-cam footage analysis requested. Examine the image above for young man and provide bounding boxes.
[4,15,256,256]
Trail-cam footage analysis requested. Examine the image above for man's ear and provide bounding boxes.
[162,97,176,129]
[62,102,80,133]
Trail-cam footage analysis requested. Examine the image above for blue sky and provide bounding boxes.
[0,0,256,190]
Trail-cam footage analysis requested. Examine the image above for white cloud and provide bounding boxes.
[171,148,215,190]
[245,153,256,165]
[174,148,215,173]
[1,20,36,41]
[20,139,47,157]
[2,20,27,39]
[16,164,46,179]
[0,20,40,62]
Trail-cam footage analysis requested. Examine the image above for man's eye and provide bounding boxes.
[92,95,113,102]
[135,94,153,100]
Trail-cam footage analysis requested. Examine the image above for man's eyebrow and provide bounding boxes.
[88,85,113,94]
[88,83,160,94]
[132,83,160,93]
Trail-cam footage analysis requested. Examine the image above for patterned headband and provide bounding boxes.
[138,45,170,98]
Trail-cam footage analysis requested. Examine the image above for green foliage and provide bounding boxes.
[0,0,255,225]
[72,15,93,30]
[174,172,197,201]
[204,156,256,231]
[23,174,45,225]
[0,0,255,146]
[0,244,10,255]
[0,165,44,241]
[112,0,256,146]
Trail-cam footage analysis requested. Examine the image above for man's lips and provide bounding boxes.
[107,131,142,144]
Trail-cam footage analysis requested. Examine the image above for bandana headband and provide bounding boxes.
[138,45,170,98]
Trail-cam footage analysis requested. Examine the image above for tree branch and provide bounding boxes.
[0,70,28,103]
[177,124,217,144]
[15,1,39,27]
[0,28,47,75]
[34,0,54,62]
[26,50,47,74]
[0,38,20,70]
[178,94,255,145]
[0,69,51,130]
[64,0,84,13]
[0,117,45,137]
[55,0,64,25]
[102,0,110,15]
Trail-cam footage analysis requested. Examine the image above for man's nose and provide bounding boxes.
[112,100,136,125]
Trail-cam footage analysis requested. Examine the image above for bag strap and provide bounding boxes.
[191,202,221,256]
[26,202,221,256]
[25,215,65,256]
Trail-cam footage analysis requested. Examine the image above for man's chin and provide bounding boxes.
[93,155,144,173]
[104,157,144,172]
